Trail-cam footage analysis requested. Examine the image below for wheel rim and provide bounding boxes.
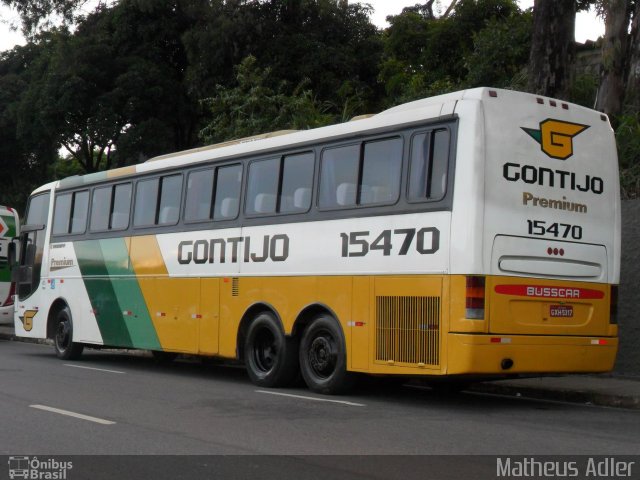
[307,330,337,380]
[56,318,71,352]
[251,327,278,374]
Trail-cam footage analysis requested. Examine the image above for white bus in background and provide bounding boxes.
[11,88,620,394]
[0,206,19,324]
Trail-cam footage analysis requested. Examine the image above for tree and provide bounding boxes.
[596,0,632,116]
[627,1,640,109]
[380,0,520,104]
[199,55,333,144]
[464,9,532,88]
[1,0,88,36]
[0,42,58,207]
[527,0,576,99]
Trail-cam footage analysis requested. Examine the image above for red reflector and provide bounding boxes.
[491,338,501,343]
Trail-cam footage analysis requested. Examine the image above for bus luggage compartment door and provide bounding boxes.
[489,235,610,336]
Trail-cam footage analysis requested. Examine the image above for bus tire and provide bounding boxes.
[299,315,351,395]
[53,306,84,360]
[244,312,298,388]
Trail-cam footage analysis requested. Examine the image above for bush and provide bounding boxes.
[616,111,640,199]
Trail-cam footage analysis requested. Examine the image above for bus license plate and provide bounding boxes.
[550,305,573,318]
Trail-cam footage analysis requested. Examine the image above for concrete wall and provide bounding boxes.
[616,200,640,377]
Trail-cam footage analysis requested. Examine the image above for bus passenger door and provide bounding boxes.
[199,278,219,355]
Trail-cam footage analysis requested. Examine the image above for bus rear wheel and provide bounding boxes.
[53,306,84,360]
[244,312,298,388]
[299,315,351,395]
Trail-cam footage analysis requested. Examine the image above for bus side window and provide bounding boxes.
[53,194,72,235]
[409,129,450,201]
[280,153,314,213]
[185,169,215,222]
[213,164,241,220]
[157,174,182,226]
[53,190,89,235]
[319,138,401,209]
[360,137,402,205]
[134,174,182,227]
[91,183,131,231]
[111,183,132,230]
[246,158,279,215]
[319,144,359,209]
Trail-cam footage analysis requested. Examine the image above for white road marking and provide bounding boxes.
[64,363,125,374]
[30,405,116,425]
[255,390,366,407]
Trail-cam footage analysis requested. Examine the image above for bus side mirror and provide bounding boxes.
[7,239,17,268]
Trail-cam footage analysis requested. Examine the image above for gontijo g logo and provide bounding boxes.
[522,119,589,160]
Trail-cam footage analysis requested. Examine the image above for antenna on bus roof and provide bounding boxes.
[146,130,300,163]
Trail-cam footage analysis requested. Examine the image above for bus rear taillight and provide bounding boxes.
[610,285,618,324]
[466,276,486,319]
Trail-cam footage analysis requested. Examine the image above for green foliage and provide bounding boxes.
[0,0,83,36]
[568,73,599,109]
[615,111,640,199]
[380,0,522,105]
[199,56,333,144]
[464,10,532,88]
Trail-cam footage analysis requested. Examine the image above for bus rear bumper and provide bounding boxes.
[446,333,618,375]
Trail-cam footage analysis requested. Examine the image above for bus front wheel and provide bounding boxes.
[244,312,298,388]
[299,315,351,395]
[53,306,84,360]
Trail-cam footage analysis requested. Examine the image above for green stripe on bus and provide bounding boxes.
[99,238,161,350]
[75,240,134,347]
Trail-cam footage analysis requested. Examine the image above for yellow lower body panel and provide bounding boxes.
[446,333,618,375]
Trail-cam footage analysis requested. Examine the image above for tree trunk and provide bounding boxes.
[527,0,576,100]
[597,0,631,117]
[625,1,640,111]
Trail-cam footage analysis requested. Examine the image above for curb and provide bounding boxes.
[469,382,640,410]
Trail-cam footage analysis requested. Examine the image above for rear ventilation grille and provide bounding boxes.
[232,277,239,296]
[376,296,440,366]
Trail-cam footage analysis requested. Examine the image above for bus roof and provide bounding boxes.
[34,87,609,195]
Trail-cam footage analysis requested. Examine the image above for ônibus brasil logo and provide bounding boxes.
[522,119,589,160]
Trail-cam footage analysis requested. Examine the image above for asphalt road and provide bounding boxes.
[1,339,639,478]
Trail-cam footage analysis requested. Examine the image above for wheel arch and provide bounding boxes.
[46,297,71,340]
[292,303,345,343]
[236,302,283,361]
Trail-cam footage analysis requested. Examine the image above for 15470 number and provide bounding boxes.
[340,227,440,257]
[527,220,583,240]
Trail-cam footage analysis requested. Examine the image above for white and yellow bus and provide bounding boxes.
[12,88,620,394]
